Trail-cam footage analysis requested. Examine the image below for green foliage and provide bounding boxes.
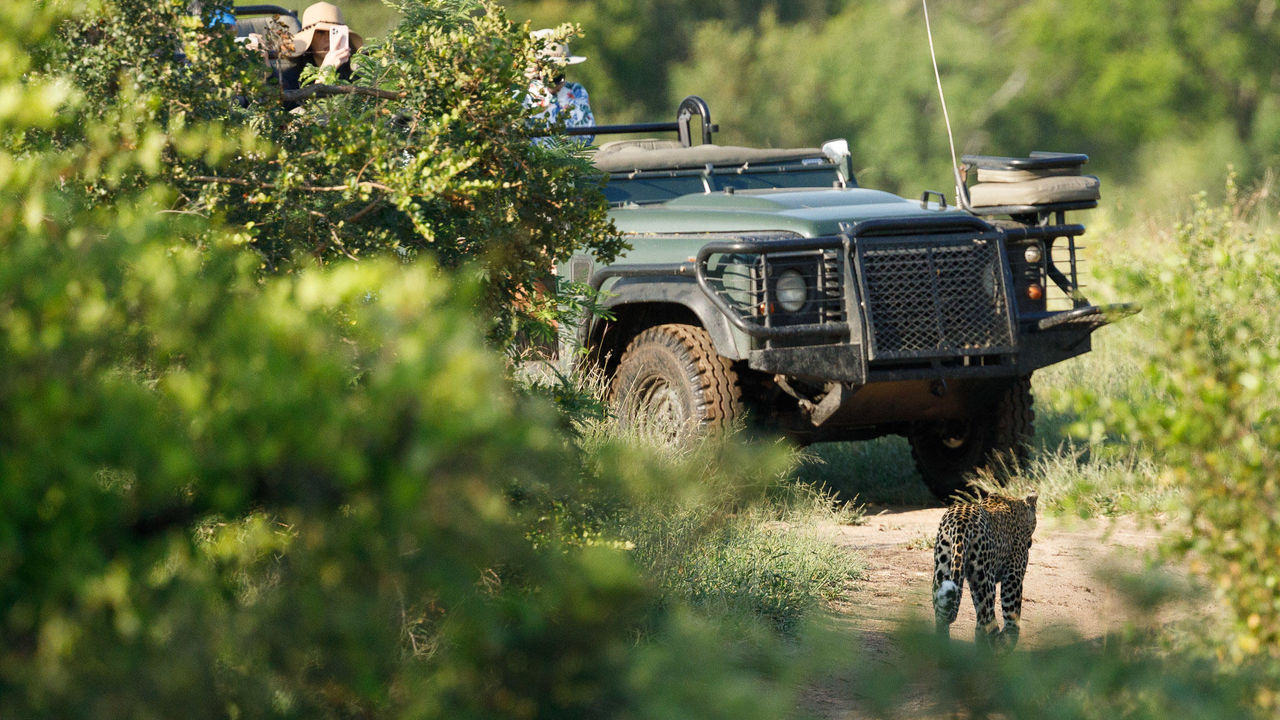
[1084,181,1280,674]
[36,0,623,347]
[502,0,1280,192]
[4,4,849,718]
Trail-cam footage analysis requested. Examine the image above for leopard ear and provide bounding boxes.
[1024,492,1038,510]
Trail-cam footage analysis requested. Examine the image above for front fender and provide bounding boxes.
[598,276,749,360]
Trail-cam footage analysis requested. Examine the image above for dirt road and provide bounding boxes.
[803,505,1171,719]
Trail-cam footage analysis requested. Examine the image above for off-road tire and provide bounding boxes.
[609,323,742,439]
[908,375,1034,502]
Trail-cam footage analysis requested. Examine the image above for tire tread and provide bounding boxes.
[610,323,742,431]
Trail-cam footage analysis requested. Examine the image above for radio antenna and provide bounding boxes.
[921,0,965,206]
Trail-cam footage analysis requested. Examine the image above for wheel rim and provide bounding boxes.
[629,375,692,441]
[937,420,971,451]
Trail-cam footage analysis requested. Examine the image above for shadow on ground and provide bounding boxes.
[791,437,939,507]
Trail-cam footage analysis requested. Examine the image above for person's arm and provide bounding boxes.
[566,84,594,144]
[568,84,593,126]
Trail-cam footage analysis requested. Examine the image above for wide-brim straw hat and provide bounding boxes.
[290,2,364,57]
[530,28,586,65]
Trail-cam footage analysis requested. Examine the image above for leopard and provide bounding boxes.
[932,492,1037,651]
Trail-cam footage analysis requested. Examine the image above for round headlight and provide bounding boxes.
[1024,244,1044,264]
[775,269,808,312]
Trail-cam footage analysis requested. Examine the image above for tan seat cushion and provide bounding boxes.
[595,138,685,154]
[968,175,1100,207]
[975,166,1079,183]
[593,143,825,173]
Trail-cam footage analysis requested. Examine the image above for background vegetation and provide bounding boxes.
[339,0,1280,192]
[497,0,1280,200]
[6,0,1280,717]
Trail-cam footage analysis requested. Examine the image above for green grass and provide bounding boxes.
[559,411,866,634]
[623,484,866,634]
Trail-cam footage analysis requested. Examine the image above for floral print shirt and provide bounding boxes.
[525,80,595,146]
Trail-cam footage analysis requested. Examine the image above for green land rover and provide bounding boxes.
[559,97,1134,500]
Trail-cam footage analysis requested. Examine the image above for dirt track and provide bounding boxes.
[803,505,1169,719]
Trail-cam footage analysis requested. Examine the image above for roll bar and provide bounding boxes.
[566,95,717,147]
[233,5,297,17]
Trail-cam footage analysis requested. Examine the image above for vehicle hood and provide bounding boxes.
[609,187,967,237]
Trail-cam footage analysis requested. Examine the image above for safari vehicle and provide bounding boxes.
[559,97,1134,500]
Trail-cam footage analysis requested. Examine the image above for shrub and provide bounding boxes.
[3,4,812,718]
[1089,181,1280,674]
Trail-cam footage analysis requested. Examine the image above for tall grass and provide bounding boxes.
[515,359,868,634]
[560,414,865,634]
[622,480,865,634]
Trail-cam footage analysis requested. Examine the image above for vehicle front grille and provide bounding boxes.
[818,250,845,325]
[855,236,1015,361]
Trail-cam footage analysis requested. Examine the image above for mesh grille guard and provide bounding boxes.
[855,234,1017,361]
[694,216,1015,355]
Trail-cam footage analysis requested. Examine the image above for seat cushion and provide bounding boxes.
[593,143,825,173]
[232,14,296,42]
[595,138,685,154]
[975,166,1079,183]
[968,175,1100,207]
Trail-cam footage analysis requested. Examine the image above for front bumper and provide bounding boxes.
[694,218,1136,385]
[747,303,1134,384]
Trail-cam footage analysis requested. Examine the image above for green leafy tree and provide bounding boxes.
[502,0,1280,190]
[1013,0,1280,148]
[36,0,624,346]
[669,2,1015,192]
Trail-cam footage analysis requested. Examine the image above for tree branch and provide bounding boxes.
[186,175,391,193]
[282,83,406,104]
[345,199,384,224]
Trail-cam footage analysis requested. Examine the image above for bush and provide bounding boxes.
[1088,180,1280,674]
[3,4,826,718]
